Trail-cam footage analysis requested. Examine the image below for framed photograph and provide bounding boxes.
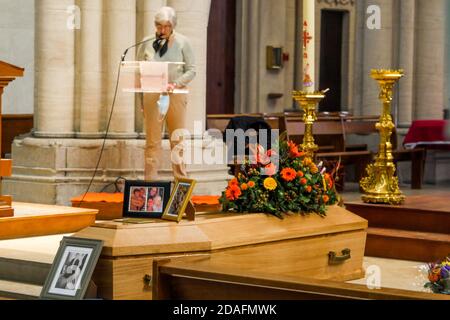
[40,237,103,300]
[123,180,171,218]
[162,179,196,222]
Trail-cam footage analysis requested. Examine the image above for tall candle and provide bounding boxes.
[303,0,315,92]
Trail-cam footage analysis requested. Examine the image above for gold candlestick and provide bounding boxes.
[293,91,326,158]
[360,69,405,205]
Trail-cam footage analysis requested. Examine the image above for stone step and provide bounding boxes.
[0,256,51,286]
[366,227,450,262]
[0,279,41,300]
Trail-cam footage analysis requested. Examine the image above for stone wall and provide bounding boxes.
[0,0,35,114]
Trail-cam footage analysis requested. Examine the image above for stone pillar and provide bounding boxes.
[414,0,446,120]
[34,0,75,137]
[168,0,211,134]
[236,0,262,114]
[397,0,415,127]
[360,0,394,116]
[104,0,137,138]
[77,0,104,138]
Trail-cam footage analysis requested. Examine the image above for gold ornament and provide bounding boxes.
[292,90,326,158]
[360,69,405,205]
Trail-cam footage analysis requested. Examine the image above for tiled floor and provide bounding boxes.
[347,257,431,293]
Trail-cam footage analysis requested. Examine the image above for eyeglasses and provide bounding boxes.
[156,23,172,30]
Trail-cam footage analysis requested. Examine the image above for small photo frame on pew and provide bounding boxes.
[123,180,172,219]
[40,237,103,300]
[162,179,196,223]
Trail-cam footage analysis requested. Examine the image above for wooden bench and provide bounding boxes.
[152,256,449,300]
[284,116,373,189]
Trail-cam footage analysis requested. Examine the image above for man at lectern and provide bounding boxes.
[137,6,196,181]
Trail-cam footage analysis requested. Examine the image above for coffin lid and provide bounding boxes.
[74,205,368,257]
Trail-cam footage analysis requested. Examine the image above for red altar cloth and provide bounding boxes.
[403,120,450,150]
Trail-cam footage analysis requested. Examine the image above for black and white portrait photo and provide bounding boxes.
[48,246,92,297]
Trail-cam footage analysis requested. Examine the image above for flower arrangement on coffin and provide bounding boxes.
[424,255,450,294]
[220,138,339,218]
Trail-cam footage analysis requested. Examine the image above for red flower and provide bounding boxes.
[226,185,242,200]
[306,185,312,193]
[300,178,308,185]
[287,141,305,158]
[248,181,256,188]
[324,173,334,189]
[228,178,239,188]
[281,168,297,182]
[297,171,304,178]
[267,149,277,157]
[241,183,248,191]
[323,195,330,203]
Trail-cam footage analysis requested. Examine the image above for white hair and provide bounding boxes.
[155,6,177,28]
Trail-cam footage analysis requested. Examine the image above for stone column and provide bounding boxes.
[168,0,211,134]
[34,0,75,137]
[360,0,394,116]
[77,0,104,138]
[135,0,167,136]
[414,0,446,120]
[397,0,415,127]
[103,0,137,138]
[236,0,261,114]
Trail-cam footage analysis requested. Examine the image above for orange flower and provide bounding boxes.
[310,164,319,174]
[297,171,304,178]
[264,163,277,176]
[428,269,441,283]
[300,178,308,185]
[323,195,330,203]
[248,181,255,188]
[228,178,239,188]
[305,185,312,193]
[225,185,242,200]
[281,168,297,182]
[303,157,312,166]
[241,183,248,191]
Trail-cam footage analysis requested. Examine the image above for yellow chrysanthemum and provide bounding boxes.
[264,177,277,191]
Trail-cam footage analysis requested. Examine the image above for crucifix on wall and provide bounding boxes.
[0,61,24,217]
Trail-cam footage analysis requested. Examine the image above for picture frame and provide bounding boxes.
[40,237,103,300]
[266,46,283,70]
[123,180,172,219]
[162,178,197,222]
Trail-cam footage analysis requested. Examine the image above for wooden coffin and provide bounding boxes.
[74,205,368,300]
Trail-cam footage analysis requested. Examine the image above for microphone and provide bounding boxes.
[121,38,154,62]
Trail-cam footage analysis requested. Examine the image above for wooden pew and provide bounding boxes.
[152,256,448,300]
[2,114,33,158]
[343,117,426,189]
[284,116,373,189]
[206,113,263,132]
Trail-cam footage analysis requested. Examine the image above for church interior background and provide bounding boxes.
[0,0,449,301]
